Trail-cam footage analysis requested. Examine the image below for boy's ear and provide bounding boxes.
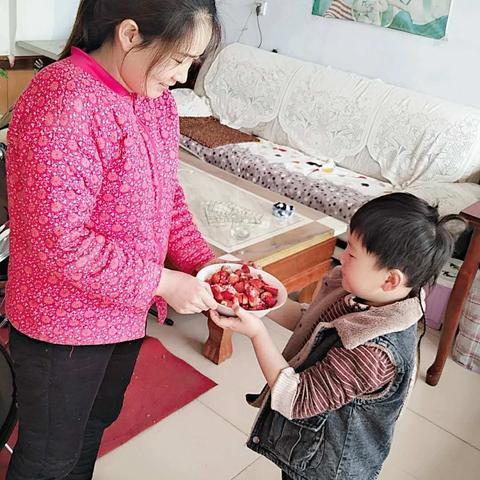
[382,269,405,292]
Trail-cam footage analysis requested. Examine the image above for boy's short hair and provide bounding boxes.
[350,193,464,292]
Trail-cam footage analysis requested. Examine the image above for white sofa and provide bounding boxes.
[175,42,480,223]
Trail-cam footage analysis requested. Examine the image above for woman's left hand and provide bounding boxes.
[209,302,265,339]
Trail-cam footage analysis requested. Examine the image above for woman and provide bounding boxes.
[5,1,221,478]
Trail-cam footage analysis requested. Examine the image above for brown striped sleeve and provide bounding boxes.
[290,345,396,419]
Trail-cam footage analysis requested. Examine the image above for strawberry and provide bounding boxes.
[218,270,229,285]
[260,291,277,308]
[207,265,280,311]
[233,281,245,293]
[222,290,235,301]
[263,285,279,295]
[251,301,267,310]
[239,293,248,305]
[250,278,264,290]
[245,285,259,298]
[211,285,223,302]
[248,297,260,308]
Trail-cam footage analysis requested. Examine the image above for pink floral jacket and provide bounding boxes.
[5,47,214,345]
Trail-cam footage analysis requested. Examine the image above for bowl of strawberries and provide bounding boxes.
[197,263,288,317]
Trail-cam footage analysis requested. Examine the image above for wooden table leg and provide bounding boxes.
[426,227,480,386]
[298,282,318,304]
[203,314,233,364]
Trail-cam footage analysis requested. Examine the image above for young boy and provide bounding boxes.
[211,193,461,480]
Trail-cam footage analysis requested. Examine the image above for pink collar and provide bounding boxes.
[70,47,131,97]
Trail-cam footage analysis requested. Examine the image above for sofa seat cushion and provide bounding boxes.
[180,135,376,223]
[180,134,480,223]
[240,139,392,198]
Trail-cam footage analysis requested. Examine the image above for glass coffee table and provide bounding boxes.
[178,150,347,363]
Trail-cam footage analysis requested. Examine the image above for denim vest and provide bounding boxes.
[246,324,417,480]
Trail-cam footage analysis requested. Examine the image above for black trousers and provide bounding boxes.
[7,327,143,480]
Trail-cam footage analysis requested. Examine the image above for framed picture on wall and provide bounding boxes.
[312,0,453,39]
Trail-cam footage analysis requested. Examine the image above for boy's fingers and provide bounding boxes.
[232,304,254,322]
[210,310,235,329]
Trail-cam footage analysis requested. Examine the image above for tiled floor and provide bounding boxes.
[94,312,480,479]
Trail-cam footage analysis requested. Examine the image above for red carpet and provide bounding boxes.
[0,334,216,477]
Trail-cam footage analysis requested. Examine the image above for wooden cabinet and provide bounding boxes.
[0,56,51,117]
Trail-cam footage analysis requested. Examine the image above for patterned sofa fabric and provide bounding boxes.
[180,135,374,223]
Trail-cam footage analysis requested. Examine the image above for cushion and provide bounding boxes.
[179,117,259,149]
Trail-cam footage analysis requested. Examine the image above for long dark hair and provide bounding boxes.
[60,0,221,73]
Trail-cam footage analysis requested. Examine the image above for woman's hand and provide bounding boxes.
[210,302,265,339]
[155,268,217,314]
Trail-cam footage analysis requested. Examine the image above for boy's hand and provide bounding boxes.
[209,302,265,339]
[212,301,290,388]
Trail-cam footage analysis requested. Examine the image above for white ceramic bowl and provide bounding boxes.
[196,263,288,317]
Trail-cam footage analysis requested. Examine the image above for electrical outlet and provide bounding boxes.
[256,1,268,16]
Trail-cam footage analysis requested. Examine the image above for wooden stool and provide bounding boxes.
[426,202,480,386]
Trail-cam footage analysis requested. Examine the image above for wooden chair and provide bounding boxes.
[426,202,480,386]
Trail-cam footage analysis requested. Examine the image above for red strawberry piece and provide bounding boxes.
[263,285,279,296]
[250,278,264,290]
[211,285,223,302]
[233,281,245,293]
[266,297,277,308]
[210,272,221,284]
[239,293,248,305]
[245,285,259,299]
[228,273,240,285]
[251,301,267,311]
[241,264,250,273]
[260,291,272,301]
[222,290,235,301]
[218,270,229,284]
[260,292,277,308]
[247,294,260,308]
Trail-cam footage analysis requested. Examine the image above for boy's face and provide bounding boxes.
[339,232,406,304]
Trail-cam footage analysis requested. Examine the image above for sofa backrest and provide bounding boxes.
[203,43,302,133]
[201,43,480,188]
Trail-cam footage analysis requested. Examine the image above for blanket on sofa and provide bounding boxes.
[179,116,259,149]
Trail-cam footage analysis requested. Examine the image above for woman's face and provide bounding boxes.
[119,19,213,98]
